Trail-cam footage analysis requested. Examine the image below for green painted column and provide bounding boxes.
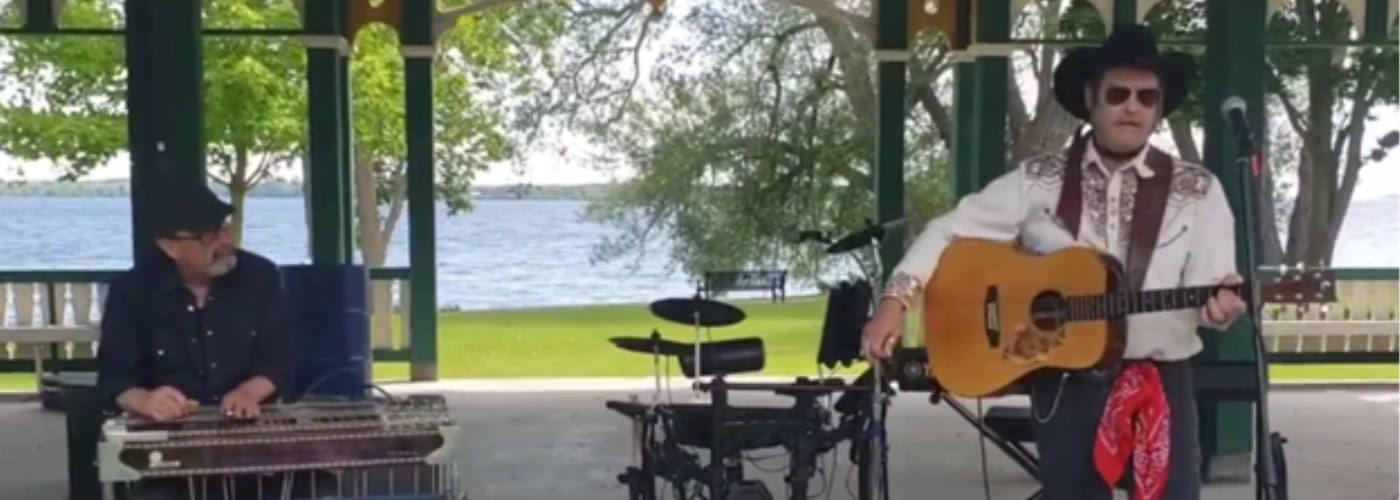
[123,0,205,257]
[972,0,1011,186]
[1200,0,1268,481]
[1111,0,1138,25]
[950,60,979,197]
[339,68,357,264]
[301,1,351,265]
[401,0,439,381]
[873,0,909,275]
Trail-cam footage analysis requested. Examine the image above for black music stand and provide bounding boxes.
[890,349,1048,499]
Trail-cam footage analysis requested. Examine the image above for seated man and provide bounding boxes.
[96,184,333,500]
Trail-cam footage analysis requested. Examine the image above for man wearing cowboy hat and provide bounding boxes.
[862,25,1247,500]
[96,181,335,499]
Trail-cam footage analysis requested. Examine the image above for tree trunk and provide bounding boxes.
[228,147,251,246]
[353,150,397,348]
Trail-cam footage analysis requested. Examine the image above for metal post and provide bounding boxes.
[1200,0,1268,481]
[973,0,1012,185]
[402,0,440,382]
[124,0,205,257]
[302,0,351,266]
[873,0,909,273]
[951,61,979,198]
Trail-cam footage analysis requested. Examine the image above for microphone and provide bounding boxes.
[1220,96,1255,153]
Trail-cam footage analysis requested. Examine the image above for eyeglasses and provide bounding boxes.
[171,220,232,246]
[1103,86,1162,108]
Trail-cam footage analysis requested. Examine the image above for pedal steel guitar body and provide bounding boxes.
[98,395,460,482]
[921,239,1334,398]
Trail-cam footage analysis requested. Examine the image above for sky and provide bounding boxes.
[6,108,1396,199]
[0,5,1397,199]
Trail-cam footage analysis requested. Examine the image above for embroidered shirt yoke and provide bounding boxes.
[884,145,1238,361]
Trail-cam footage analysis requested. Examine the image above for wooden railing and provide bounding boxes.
[0,268,414,380]
[1259,267,1399,363]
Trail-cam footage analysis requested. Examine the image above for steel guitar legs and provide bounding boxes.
[124,472,340,500]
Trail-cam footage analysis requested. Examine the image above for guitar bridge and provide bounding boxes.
[983,286,1000,348]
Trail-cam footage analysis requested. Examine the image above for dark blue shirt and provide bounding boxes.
[95,249,296,407]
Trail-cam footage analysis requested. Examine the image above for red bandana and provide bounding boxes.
[1093,362,1170,500]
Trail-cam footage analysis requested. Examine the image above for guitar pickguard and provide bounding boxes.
[983,286,1000,347]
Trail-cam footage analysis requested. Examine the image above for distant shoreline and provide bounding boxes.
[0,179,617,201]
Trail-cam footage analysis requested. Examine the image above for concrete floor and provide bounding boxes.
[1,387,1395,500]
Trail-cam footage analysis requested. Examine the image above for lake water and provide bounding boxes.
[0,196,1395,310]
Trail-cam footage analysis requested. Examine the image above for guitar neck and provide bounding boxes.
[1067,284,1243,322]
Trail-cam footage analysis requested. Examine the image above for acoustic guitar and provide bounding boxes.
[921,239,1336,398]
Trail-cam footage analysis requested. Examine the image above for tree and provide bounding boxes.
[1263,0,1398,266]
[0,0,569,256]
[528,0,1144,278]
[544,0,1394,276]
[0,0,305,244]
[345,1,568,273]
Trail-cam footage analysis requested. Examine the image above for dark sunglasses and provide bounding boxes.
[1103,86,1162,108]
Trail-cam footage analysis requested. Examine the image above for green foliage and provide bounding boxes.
[0,2,125,178]
[202,0,306,188]
[0,0,569,225]
[576,3,953,280]
[350,2,568,214]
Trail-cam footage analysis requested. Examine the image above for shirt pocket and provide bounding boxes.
[1155,224,1189,249]
[207,304,259,372]
[1155,204,1193,250]
[149,323,197,375]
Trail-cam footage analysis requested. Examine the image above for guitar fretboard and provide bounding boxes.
[1063,285,1241,322]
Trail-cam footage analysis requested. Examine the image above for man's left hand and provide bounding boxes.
[220,389,262,420]
[1202,274,1248,328]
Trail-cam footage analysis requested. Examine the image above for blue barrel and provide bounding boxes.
[280,264,371,400]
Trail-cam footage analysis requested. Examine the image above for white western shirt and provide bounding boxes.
[886,145,1238,361]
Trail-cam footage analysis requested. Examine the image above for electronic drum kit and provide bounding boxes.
[603,219,908,500]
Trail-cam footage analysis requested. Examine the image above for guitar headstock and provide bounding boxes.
[1258,263,1337,305]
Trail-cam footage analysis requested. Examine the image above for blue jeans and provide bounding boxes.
[1028,361,1202,500]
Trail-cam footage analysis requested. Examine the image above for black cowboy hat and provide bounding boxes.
[148,179,235,240]
[1052,24,1197,121]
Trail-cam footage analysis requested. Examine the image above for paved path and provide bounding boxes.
[1,387,1395,500]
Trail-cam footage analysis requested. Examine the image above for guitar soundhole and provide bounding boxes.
[1004,291,1070,365]
[1029,291,1068,332]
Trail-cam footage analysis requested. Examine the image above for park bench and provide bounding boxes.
[700,270,789,302]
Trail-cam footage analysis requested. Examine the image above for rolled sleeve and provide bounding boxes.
[96,277,146,407]
[253,268,297,394]
[1183,176,1239,329]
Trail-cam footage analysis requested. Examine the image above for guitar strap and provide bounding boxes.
[1054,134,1176,290]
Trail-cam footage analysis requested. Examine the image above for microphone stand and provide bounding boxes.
[1229,121,1280,500]
[862,227,890,500]
[809,218,896,500]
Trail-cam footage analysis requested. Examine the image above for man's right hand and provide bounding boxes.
[862,300,906,360]
[131,386,191,421]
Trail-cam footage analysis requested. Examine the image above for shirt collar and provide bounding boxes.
[1083,143,1155,179]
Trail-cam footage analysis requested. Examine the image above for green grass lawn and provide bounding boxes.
[0,298,1392,391]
